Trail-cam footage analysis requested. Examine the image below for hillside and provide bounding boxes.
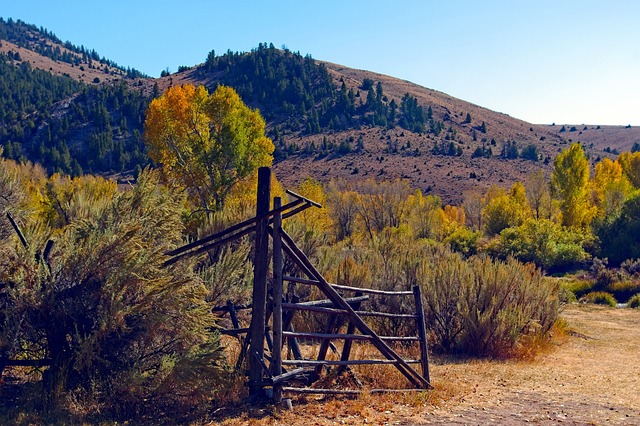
[1,19,639,202]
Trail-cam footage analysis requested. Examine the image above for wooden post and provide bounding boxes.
[312,314,339,382]
[412,285,430,384]
[337,292,363,375]
[227,300,241,331]
[272,197,284,403]
[6,212,29,249]
[248,167,271,399]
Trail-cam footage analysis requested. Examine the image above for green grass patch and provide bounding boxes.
[627,293,640,308]
[580,291,617,307]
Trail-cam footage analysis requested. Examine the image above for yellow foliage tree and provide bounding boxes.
[482,183,531,236]
[144,84,274,211]
[617,151,640,189]
[592,157,631,218]
[551,143,596,229]
[326,180,360,241]
[288,177,331,236]
[525,169,553,220]
[407,190,445,239]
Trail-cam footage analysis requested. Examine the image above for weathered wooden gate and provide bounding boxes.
[165,167,432,404]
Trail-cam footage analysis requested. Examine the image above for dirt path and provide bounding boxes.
[393,305,640,425]
[219,305,640,425]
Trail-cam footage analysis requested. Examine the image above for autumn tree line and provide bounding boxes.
[0,83,636,422]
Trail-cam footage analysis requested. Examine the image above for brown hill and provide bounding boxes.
[170,62,640,204]
[0,39,127,85]
[3,24,638,204]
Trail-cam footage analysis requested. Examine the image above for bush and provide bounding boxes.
[580,291,617,307]
[604,280,640,303]
[562,278,595,300]
[627,293,640,308]
[621,258,640,276]
[418,249,559,357]
[0,170,225,419]
[444,227,481,256]
[487,218,590,273]
[597,193,640,265]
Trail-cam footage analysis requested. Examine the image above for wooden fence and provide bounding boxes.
[1,167,432,406]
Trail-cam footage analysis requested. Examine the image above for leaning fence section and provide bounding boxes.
[166,167,431,404]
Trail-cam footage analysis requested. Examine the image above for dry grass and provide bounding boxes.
[208,304,640,425]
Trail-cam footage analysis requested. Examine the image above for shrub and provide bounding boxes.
[418,249,559,357]
[580,291,617,307]
[621,258,640,276]
[444,227,481,256]
[627,293,640,308]
[604,280,640,303]
[562,278,595,300]
[1,170,225,419]
[488,218,590,272]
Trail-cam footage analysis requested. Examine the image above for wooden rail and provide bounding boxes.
[282,359,421,366]
[283,275,414,296]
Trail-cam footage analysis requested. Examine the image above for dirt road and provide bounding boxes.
[219,304,640,425]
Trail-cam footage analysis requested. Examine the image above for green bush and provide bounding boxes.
[487,218,590,273]
[563,278,595,299]
[0,170,225,419]
[444,227,481,256]
[627,293,640,308]
[580,291,617,307]
[604,280,640,303]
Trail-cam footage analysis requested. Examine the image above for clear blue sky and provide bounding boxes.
[3,1,639,125]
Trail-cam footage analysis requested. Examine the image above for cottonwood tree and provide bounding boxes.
[525,169,552,220]
[551,143,595,229]
[481,183,531,236]
[592,157,631,219]
[617,151,640,189]
[144,84,274,212]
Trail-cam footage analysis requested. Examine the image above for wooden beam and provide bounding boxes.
[282,359,421,366]
[282,387,429,395]
[283,275,413,296]
[279,230,430,389]
[282,331,419,342]
[413,285,431,384]
[338,292,363,375]
[281,302,416,319]
[165,197,304,257]
[272,197,284,403]
[248,167,271,399]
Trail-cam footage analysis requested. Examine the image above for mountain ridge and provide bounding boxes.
[2,19,640,203]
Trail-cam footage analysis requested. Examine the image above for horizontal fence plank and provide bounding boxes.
[268,367,315,385]
[282,331,419,342]
[220,327,249,336]
[281,303,417,319]
[281,359,421,366]
[212,303,251,312]
[282,387,428,395]
[283,276,413,297]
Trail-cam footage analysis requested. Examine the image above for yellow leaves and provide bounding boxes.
[617,151,640,189]
[290,177,331,234]
[482,183,531,236]
[551,143,595,229]
[144,84,274,212]
[592,158,631,218]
